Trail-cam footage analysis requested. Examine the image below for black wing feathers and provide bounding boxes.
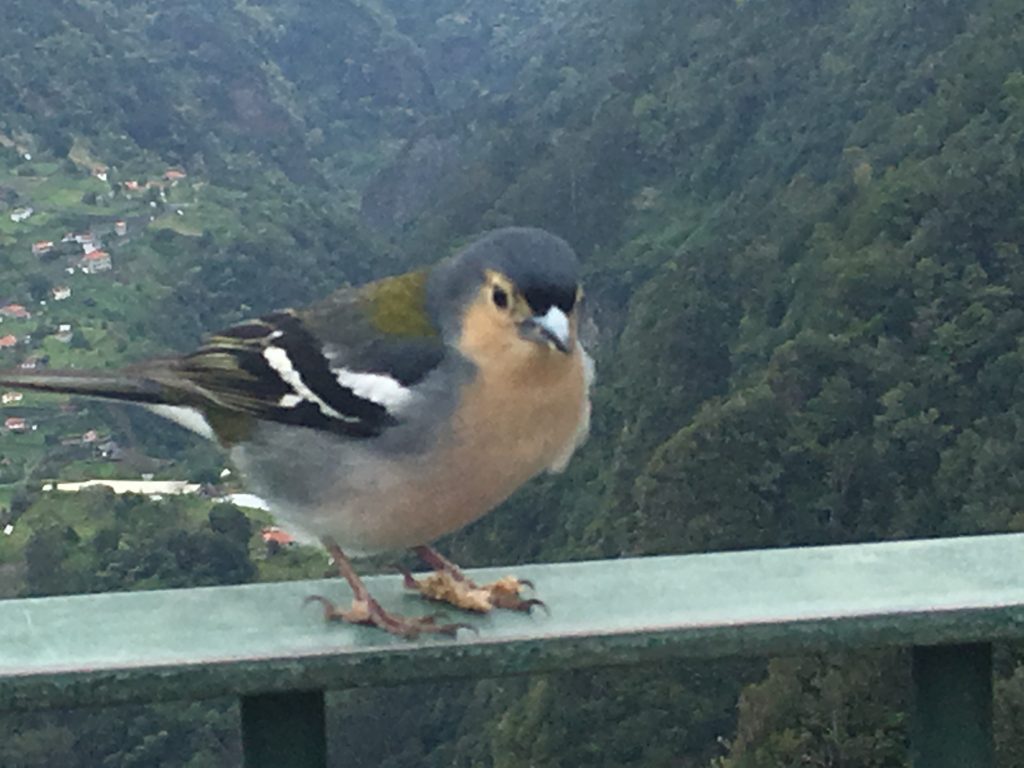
[180,312,395,438]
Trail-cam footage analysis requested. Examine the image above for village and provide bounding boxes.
[0,159,193,435]
[0,162,297,558]
[0,142,323,573]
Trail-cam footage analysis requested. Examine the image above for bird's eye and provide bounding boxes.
[492,286,509,309]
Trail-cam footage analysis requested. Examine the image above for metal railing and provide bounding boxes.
[4,533,1023,767]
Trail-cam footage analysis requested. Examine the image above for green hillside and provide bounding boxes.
[5,0,1024,765]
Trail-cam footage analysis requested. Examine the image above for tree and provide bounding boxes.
[69,331,91,350]
[25,272,52,302]
[208,504,252,545]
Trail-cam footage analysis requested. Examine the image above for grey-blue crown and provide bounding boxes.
[428,228,581,334]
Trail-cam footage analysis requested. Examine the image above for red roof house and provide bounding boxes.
[80,251,112,273]
[261,526,295,548]
[32,240,54,256]
[0,304,31,319]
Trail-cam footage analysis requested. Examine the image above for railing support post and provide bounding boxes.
[911,643,993,768]
[241,690,327,768]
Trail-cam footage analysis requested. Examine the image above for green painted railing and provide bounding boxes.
[4,533,1024,767]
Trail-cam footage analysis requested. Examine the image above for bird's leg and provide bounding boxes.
[399,545,544,614]
[306,538,469,638]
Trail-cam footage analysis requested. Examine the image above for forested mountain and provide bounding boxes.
[4,0,1024,765]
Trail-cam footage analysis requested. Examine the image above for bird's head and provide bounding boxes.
[429,228,583,366]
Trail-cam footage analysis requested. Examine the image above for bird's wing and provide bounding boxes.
[172,269,446,440]
[0,271,447,443]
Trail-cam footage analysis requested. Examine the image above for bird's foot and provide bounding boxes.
[399,568,542,613]
[304,594,469,639]
[311,537,471,639]
[401,545,545,614]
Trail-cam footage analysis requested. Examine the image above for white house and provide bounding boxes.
[54,324,73,343]
[43,479,202,497]
[10,207,33,223]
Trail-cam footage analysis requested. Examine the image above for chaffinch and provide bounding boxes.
[0,227,593,637]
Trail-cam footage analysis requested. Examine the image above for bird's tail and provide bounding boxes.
[0,368,176,405]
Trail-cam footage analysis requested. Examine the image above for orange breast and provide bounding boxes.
[354,343,589,551]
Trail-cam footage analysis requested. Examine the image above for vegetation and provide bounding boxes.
[3,0,1024,765]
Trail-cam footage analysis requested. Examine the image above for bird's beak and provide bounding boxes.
[520,307,571,353]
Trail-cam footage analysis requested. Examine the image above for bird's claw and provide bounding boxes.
[304,593,469,638]
[398,565,545,614]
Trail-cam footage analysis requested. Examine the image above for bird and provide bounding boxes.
[0,227,593,638]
